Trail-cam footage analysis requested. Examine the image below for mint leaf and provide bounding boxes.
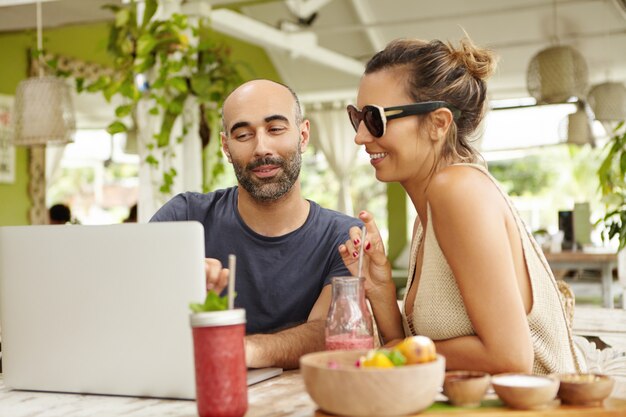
[189,290,235,313]
[204,290,228,311]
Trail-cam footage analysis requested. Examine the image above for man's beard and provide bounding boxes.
[233,148,302,202]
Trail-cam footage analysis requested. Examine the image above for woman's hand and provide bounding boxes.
[339,211,392,296]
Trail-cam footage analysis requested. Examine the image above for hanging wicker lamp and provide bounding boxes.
[526,45,589,104]
[12,76,75,146]
[11,1,75,147]
[587,81,626,122]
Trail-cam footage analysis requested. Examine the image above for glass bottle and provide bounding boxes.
[325,276,374,350]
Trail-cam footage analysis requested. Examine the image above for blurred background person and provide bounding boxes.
[123,203,138,223]
[48,203,72,225]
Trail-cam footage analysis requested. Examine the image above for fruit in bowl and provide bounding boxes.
[358,335,437,369]
[300,336,444,417]
[393,335,437,365]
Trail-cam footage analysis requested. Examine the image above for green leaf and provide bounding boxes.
[189,290,232,313]
[115,8,130,28]
[134,55,155,73]
[106,121,127,135]
[190,75,212,97]
[141,0,158,28]
[149,107,160,115]
[157,110,177,147]
[75,78,85,93]
[46,58,58,70]
[115,104,133,118]
[189,302,206,314]
[103,78,124,102]
[85,76,110,94]
[168,76,188,93]
[145,154,159,167]
[137,33,158,57]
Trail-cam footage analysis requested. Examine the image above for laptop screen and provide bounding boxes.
[0,222,206,399]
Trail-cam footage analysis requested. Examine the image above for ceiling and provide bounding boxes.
[2,0,626,105]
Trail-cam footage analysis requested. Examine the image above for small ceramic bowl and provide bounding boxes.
[442,370,491,407]
[491,373,560,410]
[557,373,614,406]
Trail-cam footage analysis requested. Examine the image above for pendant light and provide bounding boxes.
[526,0,589,104]
[588,82,626,122]
[12,1,75,146]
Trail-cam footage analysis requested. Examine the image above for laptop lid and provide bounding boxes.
[0,222,206,399]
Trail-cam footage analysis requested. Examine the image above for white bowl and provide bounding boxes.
[491,373,560,410]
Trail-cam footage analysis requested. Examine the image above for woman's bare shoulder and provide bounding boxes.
[427,165,497,208]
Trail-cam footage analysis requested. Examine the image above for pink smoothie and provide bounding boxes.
[325,334,374,350]
[192,323,247,417]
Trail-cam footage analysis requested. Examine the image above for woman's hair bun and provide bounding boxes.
[447,38,498,81]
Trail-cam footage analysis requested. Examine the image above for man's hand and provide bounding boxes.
[205,258,229,293]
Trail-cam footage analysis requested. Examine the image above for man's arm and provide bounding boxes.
[244,285,331,369]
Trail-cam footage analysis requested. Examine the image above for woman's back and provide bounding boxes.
[402,163,581,374]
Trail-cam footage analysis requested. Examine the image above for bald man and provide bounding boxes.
[151,79,360,369]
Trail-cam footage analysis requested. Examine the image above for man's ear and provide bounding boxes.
[221,132,232,163]
[429,108,454,141]
[299,120,311,153]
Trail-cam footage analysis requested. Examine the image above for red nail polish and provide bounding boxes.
[352,251,358,258]
[365,242,371,250]
[354,238,360,245]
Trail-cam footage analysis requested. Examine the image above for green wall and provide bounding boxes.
[0,20,279,226]
[387,182,407,264]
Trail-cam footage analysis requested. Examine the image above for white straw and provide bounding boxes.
[357,226,366,278]
[228,254,236,310]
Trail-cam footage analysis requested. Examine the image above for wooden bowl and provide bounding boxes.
[442,370,490,407]
[491,373,560,410]
[557,373,614,406]
[300,350,445,417]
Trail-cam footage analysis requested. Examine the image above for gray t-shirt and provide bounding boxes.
[150,186,361,334]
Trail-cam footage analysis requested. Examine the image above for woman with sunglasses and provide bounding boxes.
[339,38,582,374]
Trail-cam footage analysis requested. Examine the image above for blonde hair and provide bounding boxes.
[365,38,497,165]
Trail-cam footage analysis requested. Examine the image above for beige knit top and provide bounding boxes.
[401,163,582,375]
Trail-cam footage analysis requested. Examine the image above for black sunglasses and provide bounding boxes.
[346,101,461,138]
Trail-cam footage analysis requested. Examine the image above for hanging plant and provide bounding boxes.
[597,121,626,250]
[55,0,243,195]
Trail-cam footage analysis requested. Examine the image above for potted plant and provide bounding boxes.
[51,0,243,197]
[597,121,626,251]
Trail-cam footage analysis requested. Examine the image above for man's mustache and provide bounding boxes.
[247,157,284,170]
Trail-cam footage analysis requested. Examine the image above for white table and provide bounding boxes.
[544,251,619,308]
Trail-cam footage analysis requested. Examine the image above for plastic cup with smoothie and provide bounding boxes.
[190,308,247,417]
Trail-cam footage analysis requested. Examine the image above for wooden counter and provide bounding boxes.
[1,370,625,417]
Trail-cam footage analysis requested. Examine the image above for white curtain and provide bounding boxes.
[307,103,359,215]
[45,144,66,194]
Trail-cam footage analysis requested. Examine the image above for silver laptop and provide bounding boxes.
[0,222,280,399]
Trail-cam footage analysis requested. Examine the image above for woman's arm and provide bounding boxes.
[426,167,533,373]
